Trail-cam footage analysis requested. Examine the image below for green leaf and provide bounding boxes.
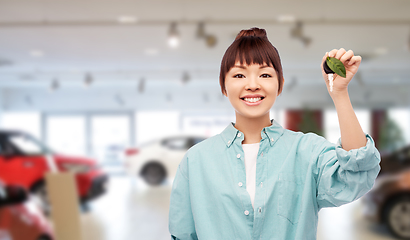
[326,57,346,78]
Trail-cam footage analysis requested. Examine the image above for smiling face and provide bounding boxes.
[223,61,282,119]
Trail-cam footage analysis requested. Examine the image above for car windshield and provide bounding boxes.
[7,133,54,155]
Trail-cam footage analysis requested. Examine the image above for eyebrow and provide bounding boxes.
[232,65,272,69]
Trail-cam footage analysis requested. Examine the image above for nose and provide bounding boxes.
[245,76,260,91]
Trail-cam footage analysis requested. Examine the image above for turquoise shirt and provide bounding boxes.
[169,119,381,240]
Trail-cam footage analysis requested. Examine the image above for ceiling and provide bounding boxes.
[0,0,409,110]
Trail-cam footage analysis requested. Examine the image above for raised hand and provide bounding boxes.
[320,48,362,95]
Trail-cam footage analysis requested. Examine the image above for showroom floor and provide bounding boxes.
[79,174,397,240]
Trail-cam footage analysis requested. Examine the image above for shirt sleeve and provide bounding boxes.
[169,152,198,240]
[313,132,381,210]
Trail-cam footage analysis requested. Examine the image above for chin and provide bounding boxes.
[237,111,270,119]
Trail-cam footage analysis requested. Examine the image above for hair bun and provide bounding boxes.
[235,27,267,41]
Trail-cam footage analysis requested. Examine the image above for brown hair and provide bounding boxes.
[219,27,284,96]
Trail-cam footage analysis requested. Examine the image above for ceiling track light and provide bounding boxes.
[196,21,217,48]
[205,34,217,48]
[182,71,190,84]
[138,77,145,93]
[25,95,32,106]
[84,72,93,88]
[114,94,124,106]
[0,58,13,67]
[196,21,206,39]
[286,76,298,92]
[49,78,59,92]
[168,22,180,48]
[290,21,311,48]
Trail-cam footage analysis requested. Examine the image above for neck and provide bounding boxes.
[233,112,272,144]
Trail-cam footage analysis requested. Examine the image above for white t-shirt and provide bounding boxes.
[241,142,260,209]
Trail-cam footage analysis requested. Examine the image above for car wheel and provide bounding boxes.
[31,182,51,216]
[141,162,166,186]
[385,195,410,239]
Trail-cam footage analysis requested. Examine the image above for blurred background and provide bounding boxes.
[0,0,409,239]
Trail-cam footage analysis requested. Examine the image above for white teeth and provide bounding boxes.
[243,97,262,103]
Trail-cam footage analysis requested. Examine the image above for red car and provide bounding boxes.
[0,180,54,240]
[0,130,108,214]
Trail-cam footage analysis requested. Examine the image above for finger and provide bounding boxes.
[335,48,346,60]
[348,55,362,65]
[328,49,338,58]
[340,50,354,63]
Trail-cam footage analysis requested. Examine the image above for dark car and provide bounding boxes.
[362,145,410,239]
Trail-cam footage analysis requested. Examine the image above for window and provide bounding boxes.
[325,109,370,144]
[6,133,51,155]
[91,115,130,164]
[46,115,86,155]
[136,111,180,145]
[0,112,41,139]
[162,138,188,150]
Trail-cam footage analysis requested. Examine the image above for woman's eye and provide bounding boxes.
[233,74,244,78]
[261,74,272,78]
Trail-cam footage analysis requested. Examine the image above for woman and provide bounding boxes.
[168,27,381,240]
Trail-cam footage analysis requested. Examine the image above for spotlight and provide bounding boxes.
[301,36,312,48]
[49,78,59,92]
[182,71,190,84]
[290,21,303,38]
[0,58,12,67]
[168,22,180,48]
[114,94,124,106]
[203,93,209,103]
[287,76,298,92]
[290,21,311,48]
[25,95,32,106]
[138,77,145,93]
[196,22,206,39]
[196,21,217,47]
[84,73,93,88]
[205,34,217,48]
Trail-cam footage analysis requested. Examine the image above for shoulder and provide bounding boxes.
[178,134,223,173]
[282,128,331,152]
[186,134,221,157]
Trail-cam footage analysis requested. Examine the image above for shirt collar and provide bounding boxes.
[220,118,285,148]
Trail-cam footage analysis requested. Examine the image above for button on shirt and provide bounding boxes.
[169,119,381,240]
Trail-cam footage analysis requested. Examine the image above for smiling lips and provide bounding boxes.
[240,96,264,106]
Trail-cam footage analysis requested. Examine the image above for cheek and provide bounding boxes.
[225,82,239,96]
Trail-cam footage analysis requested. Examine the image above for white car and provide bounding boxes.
[124,134,207,186]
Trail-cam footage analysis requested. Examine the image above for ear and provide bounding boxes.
[278,77,285,95]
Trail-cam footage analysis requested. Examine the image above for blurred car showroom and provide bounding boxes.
[1,0,410,239]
